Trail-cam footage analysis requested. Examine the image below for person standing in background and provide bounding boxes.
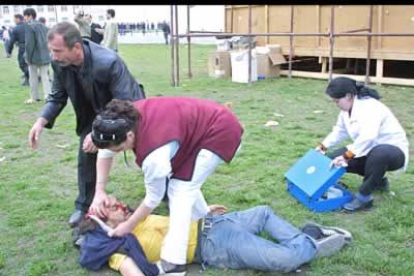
[161,21,170,45]
[74,10,91,40]
[5,14,30,86]
[38,17,53,84]
[87,15,103,45]
[95,9,118,52]
[23,8,51,104]
[38,17,47,26]
[1,26,10,42]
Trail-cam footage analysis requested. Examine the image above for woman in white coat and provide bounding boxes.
[316,77,409,212]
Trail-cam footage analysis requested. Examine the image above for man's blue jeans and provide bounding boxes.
[200,206,317,273]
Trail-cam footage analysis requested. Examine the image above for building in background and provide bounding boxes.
[0,5,108,28]
[0,5,225,44]
[0,5,225,32]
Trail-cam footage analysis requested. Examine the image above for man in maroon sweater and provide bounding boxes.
[89,97,243,275]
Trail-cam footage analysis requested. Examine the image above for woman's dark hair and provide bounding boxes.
[92,99,140,149]
[325,77,381,100]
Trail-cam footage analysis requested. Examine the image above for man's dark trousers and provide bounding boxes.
[75,126,97,212]
[18,47,29,80]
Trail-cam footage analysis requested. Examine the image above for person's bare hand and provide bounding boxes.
[208,204,228,215]
[315,146,326,155]
[89,189,110,218]
[28,120,46,149]
[82,132,98,153]
[329,155,348,170]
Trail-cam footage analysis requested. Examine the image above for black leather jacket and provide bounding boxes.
[40,40,146,135]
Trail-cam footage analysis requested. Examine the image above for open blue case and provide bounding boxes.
[285,149,353,213]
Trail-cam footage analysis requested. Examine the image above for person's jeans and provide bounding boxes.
[74,128,97,212]
[328,144,405,196]
[28,64,51,100]
[201,206,317,273]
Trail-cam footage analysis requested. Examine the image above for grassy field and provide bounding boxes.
[0,43,413,276]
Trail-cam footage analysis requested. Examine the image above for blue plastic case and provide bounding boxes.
[285,149,353,212]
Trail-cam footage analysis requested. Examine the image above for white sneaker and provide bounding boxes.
[314,233,346,259]
[301,221,353,244]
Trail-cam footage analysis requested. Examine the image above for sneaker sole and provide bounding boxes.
[159,272,186,276]
[301,222,353,243]
[343,201,373,212]
[315,234,346,258]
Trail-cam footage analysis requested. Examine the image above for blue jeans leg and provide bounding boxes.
[221,205,304,243]
[202,206,317,272]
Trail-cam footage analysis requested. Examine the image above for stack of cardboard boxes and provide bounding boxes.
[208,38,286,83]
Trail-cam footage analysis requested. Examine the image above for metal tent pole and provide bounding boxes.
[365,5,374,85]
[328,5,335,82]
[248,5,252,85]
[174,5,180,87]
[187,5,192,78]
[288,5,294,78]
[170,5,175,86]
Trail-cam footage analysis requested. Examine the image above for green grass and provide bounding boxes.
[1,43,414,276]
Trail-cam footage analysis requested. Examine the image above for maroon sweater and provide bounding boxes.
[133,97,243,181]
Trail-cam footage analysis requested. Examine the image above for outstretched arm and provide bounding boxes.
[109,142,177,237]
[89,150,116,218]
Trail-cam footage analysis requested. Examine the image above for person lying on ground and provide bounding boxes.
[77,196,352,276]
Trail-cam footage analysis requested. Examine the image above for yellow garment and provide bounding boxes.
[108,215,199,271]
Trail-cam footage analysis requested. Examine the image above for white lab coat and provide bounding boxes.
[322,97,409,171]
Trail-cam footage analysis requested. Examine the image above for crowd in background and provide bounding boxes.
[117,21,169,35]
[1,6,172,104]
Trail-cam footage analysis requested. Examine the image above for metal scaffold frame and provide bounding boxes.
[170,5,414,87]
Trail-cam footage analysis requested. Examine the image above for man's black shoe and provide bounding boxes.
[21,78,29,86]
[69,210,85,228]
[156,259,186,276]
[343,198,373,212]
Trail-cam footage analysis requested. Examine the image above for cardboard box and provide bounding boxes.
[256,45,286,79]
[230,49,258,83]
[208,50,231,78]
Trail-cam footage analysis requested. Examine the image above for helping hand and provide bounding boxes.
[329,155,348,170]
[82,132,98,153]
[315,146,326,155]
[108,220,134,237]
[208,204,228,215]
[89,190,110,218]
[28,121,44,149]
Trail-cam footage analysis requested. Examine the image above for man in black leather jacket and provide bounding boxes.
[28,22,146,227]
[6,14,29,86]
